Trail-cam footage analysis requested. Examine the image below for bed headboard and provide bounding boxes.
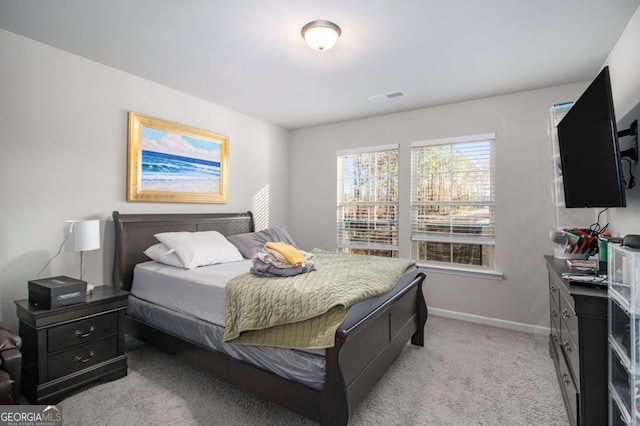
[112,211,254,291]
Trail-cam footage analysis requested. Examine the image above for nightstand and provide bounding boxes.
[15,285,129,404]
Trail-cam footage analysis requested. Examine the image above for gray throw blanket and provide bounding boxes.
[251,259,315,277]
[251,247,316,277]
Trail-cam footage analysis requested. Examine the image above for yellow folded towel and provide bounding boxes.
[264,241,307,266]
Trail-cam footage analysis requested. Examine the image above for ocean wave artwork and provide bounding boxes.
[140,127,221,194]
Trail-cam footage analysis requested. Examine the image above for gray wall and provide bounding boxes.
[0,29,290,330]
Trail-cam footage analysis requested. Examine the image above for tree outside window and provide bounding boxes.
[337,146,399,257]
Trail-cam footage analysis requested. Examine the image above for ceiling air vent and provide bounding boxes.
[368,91,406,103]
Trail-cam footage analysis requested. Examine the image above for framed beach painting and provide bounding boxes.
[127,112,228,203]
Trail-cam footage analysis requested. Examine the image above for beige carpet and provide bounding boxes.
[59,315,569,425]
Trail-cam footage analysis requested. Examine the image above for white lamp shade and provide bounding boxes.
[302,21,341,51]
[66,220,100,252]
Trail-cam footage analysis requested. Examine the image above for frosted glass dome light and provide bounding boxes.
[301,20,341,51]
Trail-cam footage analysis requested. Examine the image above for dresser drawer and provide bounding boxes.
[48,335,118,380]
[560,292,579,344]
[550,293,560,331]
[48,312,117,353]
[551,315,561,347]
[557,349,579,426]
[562,331,580,388]
[549,281,561,307]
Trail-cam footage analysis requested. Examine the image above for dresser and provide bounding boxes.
[545,256,608,425]
[15,285,128,404]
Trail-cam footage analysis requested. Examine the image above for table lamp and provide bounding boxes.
[66,220,100,281]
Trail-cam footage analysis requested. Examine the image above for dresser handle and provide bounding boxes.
[75,326,96,338]
[551,310,558,318]
[75,351,95,364]
[551,285,557,292]
[562,373,570,385]
[563,342,572,352]
[562,309,570,319]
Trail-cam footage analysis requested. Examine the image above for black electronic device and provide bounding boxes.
[557,66,627,208]
[28,275,87,309]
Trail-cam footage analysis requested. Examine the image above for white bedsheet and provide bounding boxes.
[130,260,252,327]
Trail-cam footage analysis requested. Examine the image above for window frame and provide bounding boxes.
[410,133,497,271]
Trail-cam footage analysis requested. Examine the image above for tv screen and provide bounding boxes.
[557,66,626,208]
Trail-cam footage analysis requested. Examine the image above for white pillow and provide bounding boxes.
[144,243,185,268]
[154,230,243,269]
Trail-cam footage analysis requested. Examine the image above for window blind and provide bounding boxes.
[410,134,495,266]
[337,146,399,255]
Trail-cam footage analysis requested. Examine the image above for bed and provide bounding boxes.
[112,211,427,425]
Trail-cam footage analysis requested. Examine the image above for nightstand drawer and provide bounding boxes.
[48,336,118,380]
[48,312,117,353]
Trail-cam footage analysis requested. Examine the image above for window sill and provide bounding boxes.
[416,263,504,280]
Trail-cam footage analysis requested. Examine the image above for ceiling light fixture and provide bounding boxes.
[301,20,341,51]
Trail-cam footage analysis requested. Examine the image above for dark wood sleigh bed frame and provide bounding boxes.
[112,211,427,425]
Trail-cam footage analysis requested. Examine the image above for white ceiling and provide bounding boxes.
[1,0,639,130]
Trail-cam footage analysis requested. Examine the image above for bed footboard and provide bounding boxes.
[321,272,427,425]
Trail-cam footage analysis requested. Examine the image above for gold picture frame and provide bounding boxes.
[127,112,229,203]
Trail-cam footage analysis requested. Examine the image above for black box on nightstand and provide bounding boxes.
[28,276,87,309]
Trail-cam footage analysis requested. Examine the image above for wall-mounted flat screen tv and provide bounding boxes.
[557,66,626,208]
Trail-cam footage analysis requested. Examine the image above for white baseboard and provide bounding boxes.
[429,307,549,339]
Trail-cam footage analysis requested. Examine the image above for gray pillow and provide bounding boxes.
[226,227,298,259]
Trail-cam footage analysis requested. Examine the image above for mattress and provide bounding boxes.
[131,259,252,327]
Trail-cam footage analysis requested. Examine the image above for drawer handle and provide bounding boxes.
[562,309,571,319]
[75,351,95,364]
[75,326,96,338]
[562,373,570,385]
[563,342,572,352]
[551,310,558,318]
[551,285,557,292]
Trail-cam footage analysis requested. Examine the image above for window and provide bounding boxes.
[337,145,399,257]
[411,133,495,269]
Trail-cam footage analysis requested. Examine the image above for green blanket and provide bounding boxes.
[223,249,415,349]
